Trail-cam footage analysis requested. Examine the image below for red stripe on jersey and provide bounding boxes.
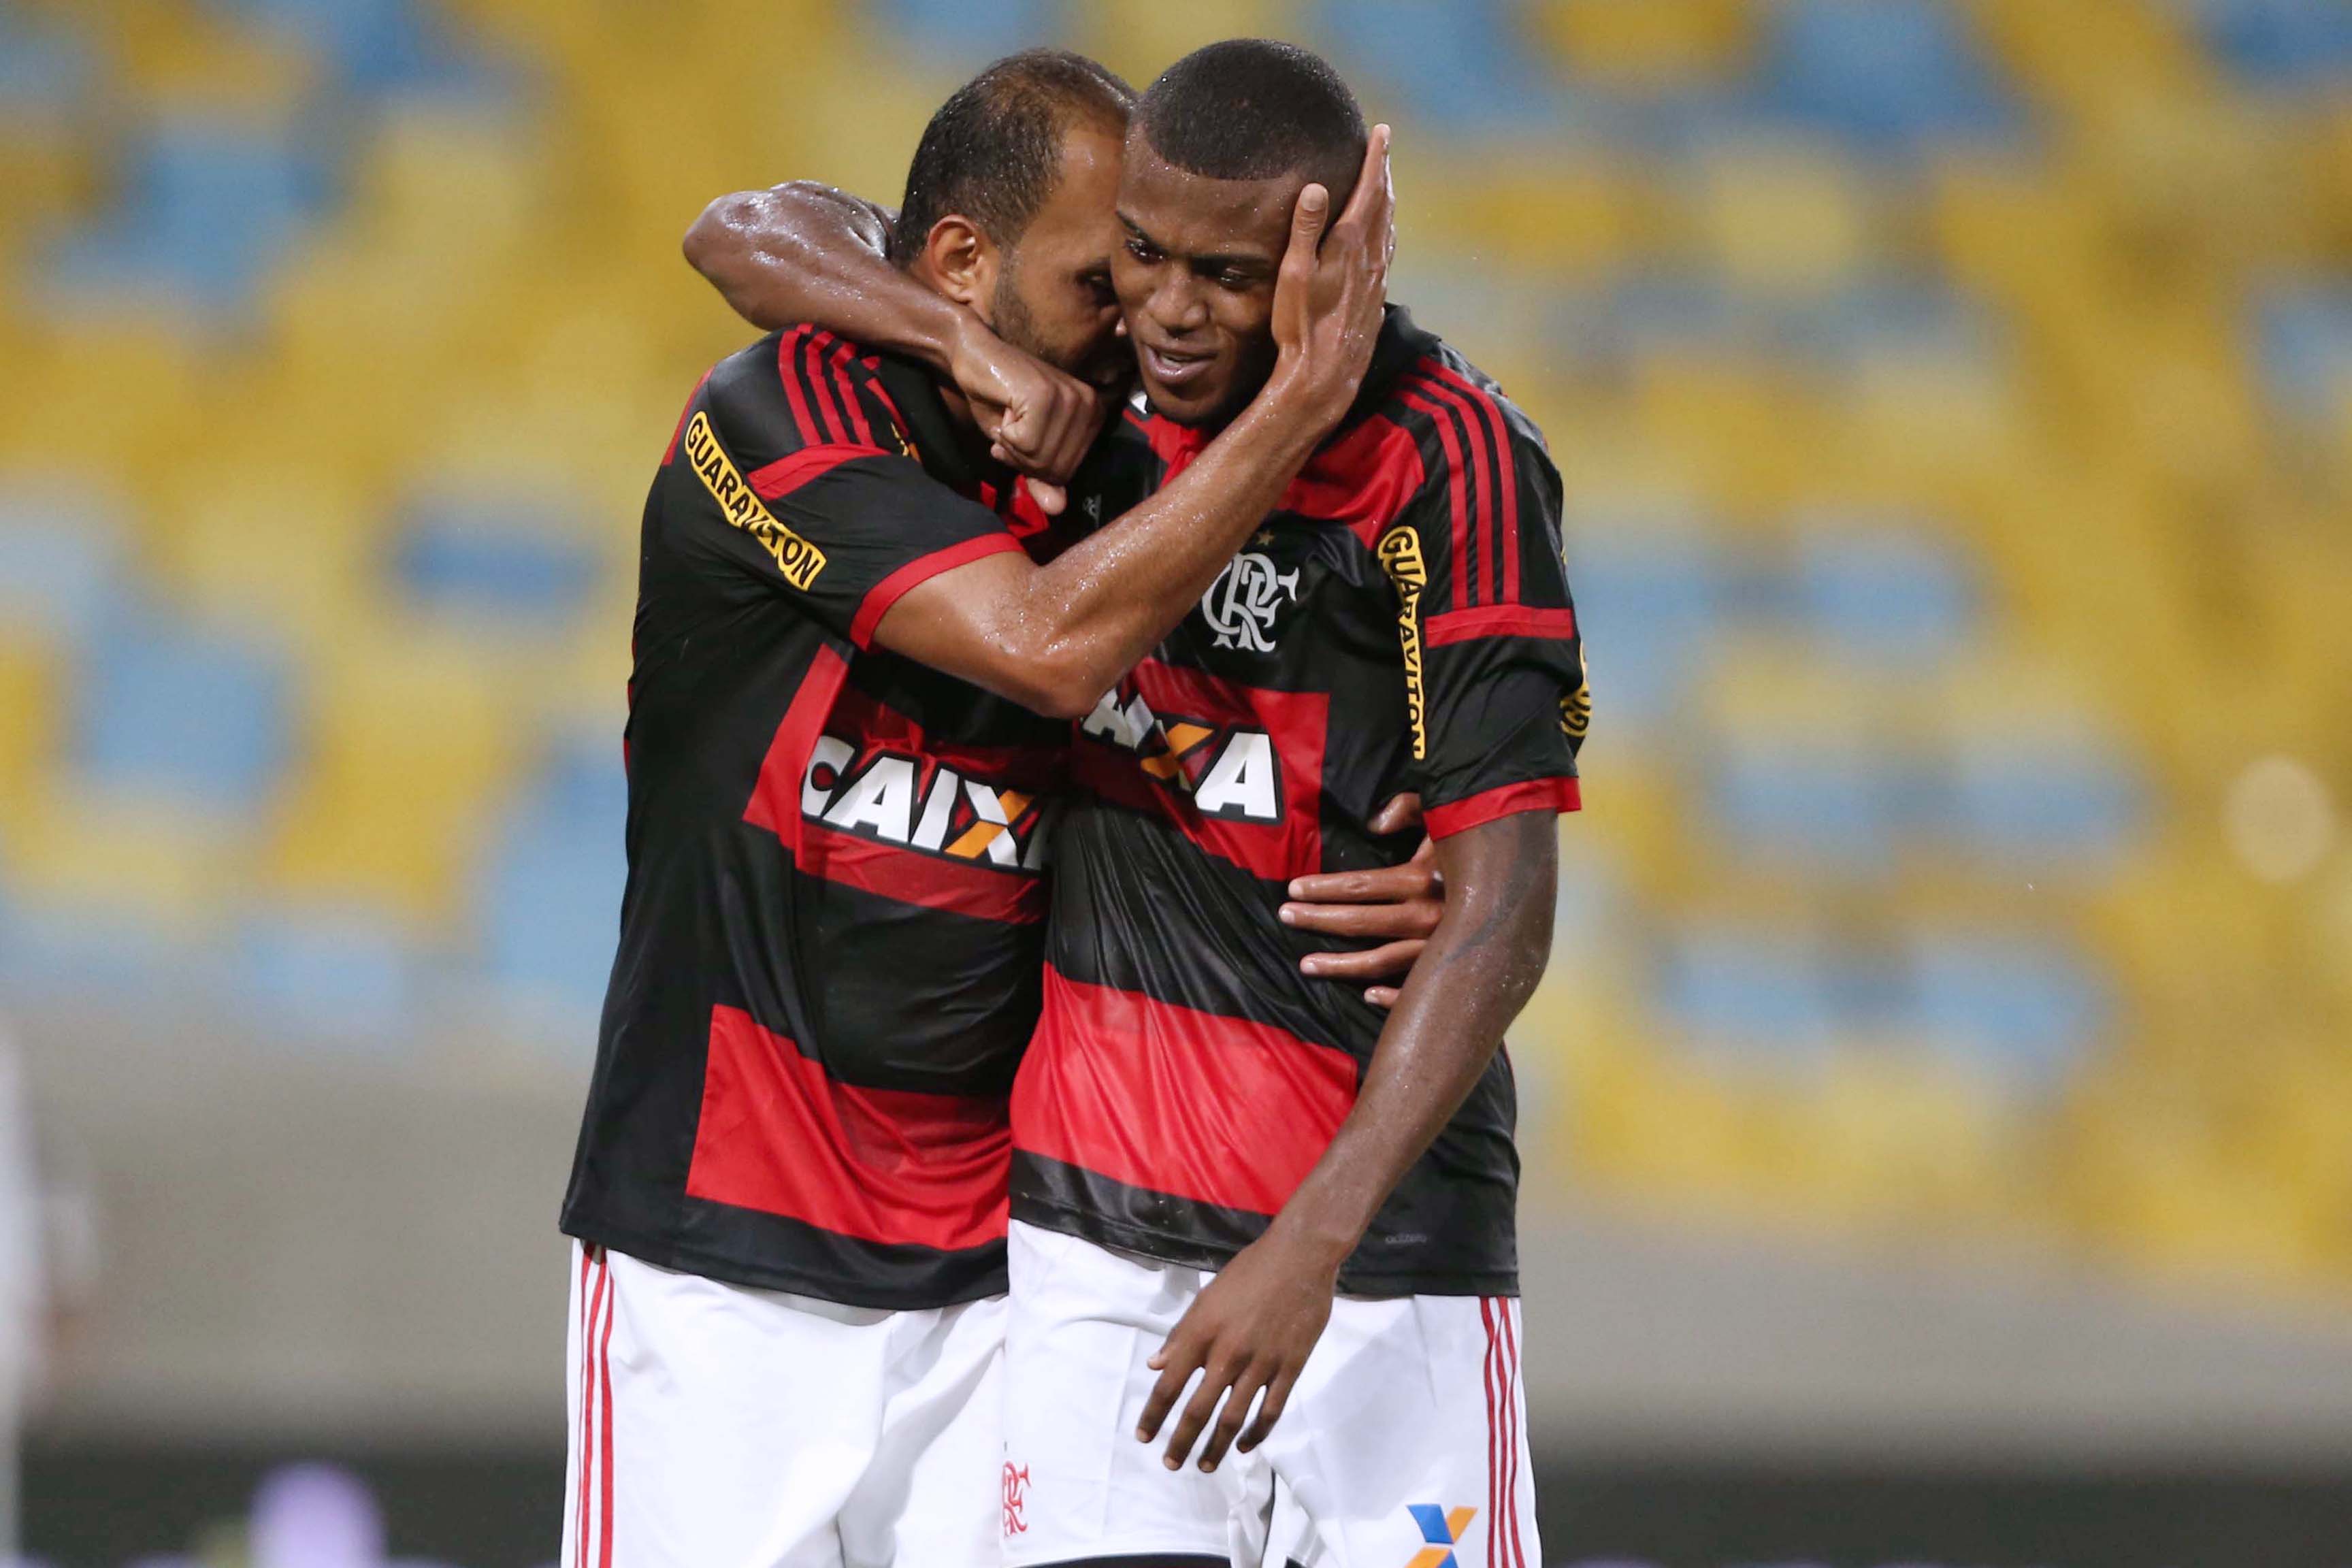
[686,1004,1010,1251]
[797,817,1046,924]
[1431,364,1521,605]
[1013,966,1359,1218]
[742,645,853,855]
[1410,372,1494,605]
[1280,412,1425,546]
[1424,604,1578,647]
[1395,382,1473,609]
[821,335,878,446]
[798,330,854,446]
[662,370,713,465]
[776,330,823,444]
[849,531,1025,650]
[1423,776,1581,840]
[747,442,887,501]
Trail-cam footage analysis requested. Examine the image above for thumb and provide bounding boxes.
[1024,476,1068,517]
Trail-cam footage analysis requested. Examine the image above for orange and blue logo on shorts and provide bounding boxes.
[1405,1504,1478,1568]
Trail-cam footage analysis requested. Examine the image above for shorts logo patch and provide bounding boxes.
[1405,1504,1477,1568]
[1001,1462,1030,1537]
[683,410,828,589]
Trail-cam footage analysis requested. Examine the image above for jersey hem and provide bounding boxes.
[557,1216,1009,1311]
[1008,1196,1519,1299]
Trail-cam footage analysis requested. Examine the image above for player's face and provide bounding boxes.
[1111,134,1301,428]
[990,121,1130,393]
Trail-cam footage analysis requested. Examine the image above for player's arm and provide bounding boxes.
[685,182,1098,493]
[870,129,1396,719]
[1137,811,1555,1473]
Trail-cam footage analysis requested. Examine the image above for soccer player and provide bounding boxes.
[689,39,1588,1568]
[560,51,1401,1567]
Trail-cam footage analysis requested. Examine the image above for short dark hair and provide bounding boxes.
[1134,39,1367,208]
[888,49,1135,267]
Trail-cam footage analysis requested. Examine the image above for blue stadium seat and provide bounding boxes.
[872,0,1068,67]
[235,909,414,1041]
[1708,730,1903,872]
[2255,284,2352,421]
[212,0,477,93]
[2181,0,2352,90]
[1903,932,2105,1084]
[78,617,291,813]
[0,486,126,647]
[1563,509,1734,726]
[1761,0,2016,153]
[1310,0,1565,132]
[478,734,626,1023]
[1939,730,2141,873]
[1786,514,1976,666]
[394,495,602,627]
[1654,926,1845,1058]
[37,117,325,320]
[0,5,92,112]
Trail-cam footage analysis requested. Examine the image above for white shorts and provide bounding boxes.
[561,1241,1004,1568]
[1001,1222,1538,1568]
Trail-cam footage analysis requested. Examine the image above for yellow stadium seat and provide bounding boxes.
[1689,140,1880,297]
[1532,0,1752,88]
[5,788,250,930]
[266,637,525,924]
[0,632,63,822]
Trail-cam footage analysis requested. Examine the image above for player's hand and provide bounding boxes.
[1264,123,1394,433]
[1282,792,1440,1007]
[947,313,1103,515]
[1136,1227,1337,1473]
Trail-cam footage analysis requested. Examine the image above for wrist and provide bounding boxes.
[1263,1196,1360,1279]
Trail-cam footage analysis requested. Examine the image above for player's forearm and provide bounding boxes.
[1264,811,1558,1272]
[683,183,962,370]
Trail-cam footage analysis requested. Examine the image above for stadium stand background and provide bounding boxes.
[1,0,2350,1562]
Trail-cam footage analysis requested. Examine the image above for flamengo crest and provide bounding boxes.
[1200,550,1300,652]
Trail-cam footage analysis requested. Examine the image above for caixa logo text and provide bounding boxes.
[1081,688,1283,823]
[801,738,1051,869]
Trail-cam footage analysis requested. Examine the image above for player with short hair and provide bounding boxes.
[561,49,1403,1567]
[689,38,1582,1568]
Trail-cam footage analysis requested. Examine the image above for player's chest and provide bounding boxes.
[1164,517,1401,679]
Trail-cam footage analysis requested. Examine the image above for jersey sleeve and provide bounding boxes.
[1377,410,1590,840]
[662,342,1023,649]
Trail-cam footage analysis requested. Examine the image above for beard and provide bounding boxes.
[992,262,1128,394]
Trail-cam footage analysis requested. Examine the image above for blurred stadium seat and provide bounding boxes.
[0,0,2345,1305]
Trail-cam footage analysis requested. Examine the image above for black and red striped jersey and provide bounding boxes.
[561,325,1075,1309]
[1010,308,1589,1297]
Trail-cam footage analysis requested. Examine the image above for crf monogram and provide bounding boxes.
[1200,549,1301,652]
[1082,688,1282,823]
[800,737,1047,868]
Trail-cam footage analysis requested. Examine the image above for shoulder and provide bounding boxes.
[1369,336,1558,512]
[704,325,907,457]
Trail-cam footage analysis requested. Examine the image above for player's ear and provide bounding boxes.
[921,214,999,318]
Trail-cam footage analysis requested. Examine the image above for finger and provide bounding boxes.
[1300,939,1426,983]
[1284,893,1437,937]
[1235,1367,1298,1454]
[1281,180,1332,274]
[1285,861,1436,906]
[1137,1339,1200,1441]
[1365,984,1402,1009]
[1023,476,1068,516]
[1367,791,1424,836]
[1333,124,1391,235]
[1162,1361,1234,1471]
[1198,1367,1268,1473]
